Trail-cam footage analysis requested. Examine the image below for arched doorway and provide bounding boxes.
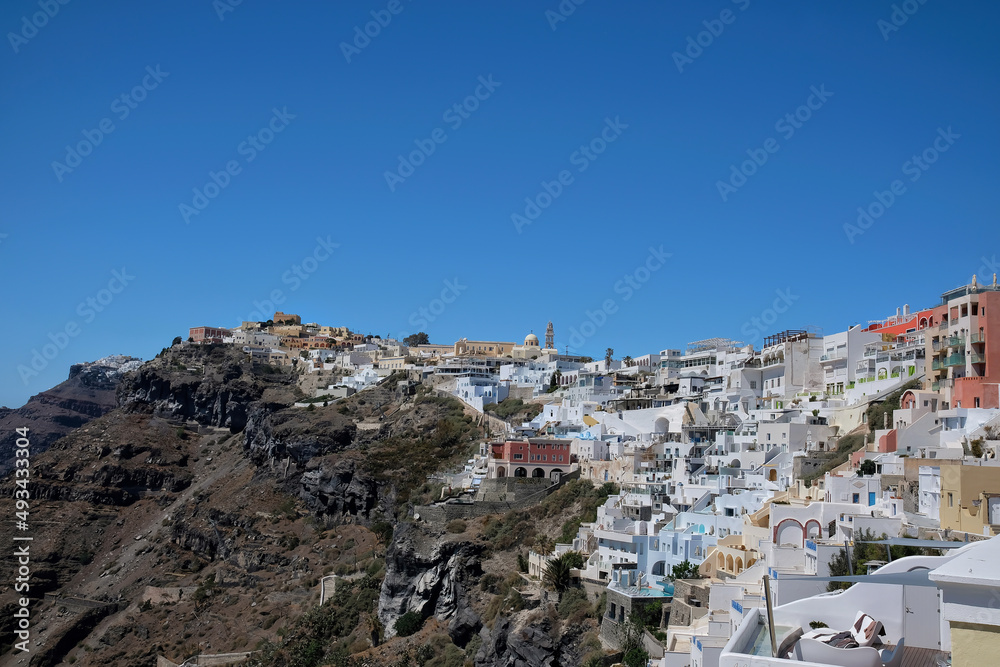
[726,555,734,572]
[514,467,527,477]
[550,468,563,480]
[532,468,545,478]
[768,469,778,482]
[496,466,506,478]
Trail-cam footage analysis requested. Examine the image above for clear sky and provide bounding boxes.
[2,0,999,408]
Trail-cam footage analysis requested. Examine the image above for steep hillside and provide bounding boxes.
[0,344,610,667]
[0,356,141,474]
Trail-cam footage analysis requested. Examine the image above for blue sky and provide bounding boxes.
[2,0,999,408]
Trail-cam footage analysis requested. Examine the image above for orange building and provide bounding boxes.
[925,278,1000,409]
[189,326,230,344]
[488,439,575,480]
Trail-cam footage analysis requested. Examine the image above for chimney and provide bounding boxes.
[903,304,910,317]
[896,307,901,319]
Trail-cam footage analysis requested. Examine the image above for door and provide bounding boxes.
[869,492,876,506]
[903,582,942,650]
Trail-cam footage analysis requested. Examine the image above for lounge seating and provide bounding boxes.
[776,626,804,659]
[851,611,886,648]
[794,636,883,667]
[879,637,905,667]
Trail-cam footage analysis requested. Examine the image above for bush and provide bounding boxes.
[445,519,467,534]
[557,587,592,622]
[395,611,425,637]
[669,560,701,581]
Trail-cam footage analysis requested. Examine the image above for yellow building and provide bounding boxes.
[317,326,351,338]
[453,338,516,357]
[272,324,306,337]
[410,343,454,358]
[939,462,1000,536]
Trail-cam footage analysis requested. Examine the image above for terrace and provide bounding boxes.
[718,541,992,667]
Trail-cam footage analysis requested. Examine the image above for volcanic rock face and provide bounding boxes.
[378,522,483,642]
[117,364,254,431]
[242,403,356,465]
[475,614,587,667]
[0,355,141,473]
[298,459,378,517]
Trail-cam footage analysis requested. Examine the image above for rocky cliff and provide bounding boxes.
[378,521,484,645]
[0,355,142,473]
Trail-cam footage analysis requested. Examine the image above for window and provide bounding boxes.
[513,453,522,460]
[750,381,757,389]
[948,493,954,507]
[853,493,860,503]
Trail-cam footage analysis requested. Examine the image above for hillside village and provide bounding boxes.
[185,276,1000,667]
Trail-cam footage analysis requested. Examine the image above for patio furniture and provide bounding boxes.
[794,636,883,667]
[851,611,886,648]
[776,626,804,659]
[879,637,905,667]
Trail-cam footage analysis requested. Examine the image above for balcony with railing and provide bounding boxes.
[932,359,945,371]
[971,332,986,344]
[932,340,943,352]
[945,353,965,367]
[971,352,986,364]
[939,321,949,331]
[947,335,965,348]
[932,381,940,391]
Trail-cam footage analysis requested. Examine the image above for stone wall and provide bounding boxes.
[793,455,831,480]
[415,470,580,523]
[668,579,709,627]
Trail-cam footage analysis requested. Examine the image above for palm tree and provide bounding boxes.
[543,554,573,592]
[605,347,614,371]
[623,355,633,367]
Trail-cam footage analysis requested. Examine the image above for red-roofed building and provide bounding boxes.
[189,326,230,344]
[488,438,576,480]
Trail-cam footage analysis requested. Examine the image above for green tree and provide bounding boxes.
[605,348,614,371]
[669,560,701,581]
[543,553,576,592]
[394,611,424,637]
[858,459,876,476]
[404,332,430,347]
